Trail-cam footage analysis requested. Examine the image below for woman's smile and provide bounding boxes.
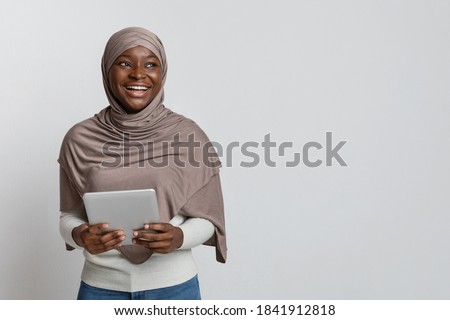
[124,84,152,98]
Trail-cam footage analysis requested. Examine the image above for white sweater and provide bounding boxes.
[60,208,214,292]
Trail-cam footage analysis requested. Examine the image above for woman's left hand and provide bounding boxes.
[132,223,184,254]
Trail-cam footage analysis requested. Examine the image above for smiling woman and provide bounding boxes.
[109,46,163,114]
[57,27,227,300]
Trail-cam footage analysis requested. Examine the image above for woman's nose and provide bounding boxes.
[129,66,146,79]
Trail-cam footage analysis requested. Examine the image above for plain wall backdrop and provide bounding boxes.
[0,0,449,299]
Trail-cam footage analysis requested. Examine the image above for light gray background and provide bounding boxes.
[0,0,449,299]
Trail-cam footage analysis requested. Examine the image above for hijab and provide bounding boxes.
[58,27,226,263]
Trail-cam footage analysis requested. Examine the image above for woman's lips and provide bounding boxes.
[124,85,151,98]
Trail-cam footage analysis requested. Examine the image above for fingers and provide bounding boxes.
[133,223,172,241]
[81,223,125,255]
[144,223,173,233]
[132,223,183,254]
[133,229,171,243]
[87,223,110,235]
[133,238,173,254]
[87,235,123,254]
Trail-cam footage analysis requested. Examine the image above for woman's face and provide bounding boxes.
[109,46,163,114]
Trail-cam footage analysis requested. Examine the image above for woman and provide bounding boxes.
[58,27,226,300]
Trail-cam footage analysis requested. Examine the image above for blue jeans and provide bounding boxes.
[77,275,201,300]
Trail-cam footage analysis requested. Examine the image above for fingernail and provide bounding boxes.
[144,224,149,229]
[132,240,136,244]
[133,231,138,236]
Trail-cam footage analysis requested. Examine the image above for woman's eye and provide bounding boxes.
[145,62,156,68]
[119,61,131,67]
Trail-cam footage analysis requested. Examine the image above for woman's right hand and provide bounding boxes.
[73,223,125,254]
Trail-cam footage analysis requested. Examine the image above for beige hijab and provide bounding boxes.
[58,27,226,263]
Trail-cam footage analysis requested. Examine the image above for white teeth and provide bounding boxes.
[127,86,149,91]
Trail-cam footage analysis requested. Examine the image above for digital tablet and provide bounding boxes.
[82,189,160,245]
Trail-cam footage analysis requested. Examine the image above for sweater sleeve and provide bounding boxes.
[169,215,215,250]
[59,207,88,250]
